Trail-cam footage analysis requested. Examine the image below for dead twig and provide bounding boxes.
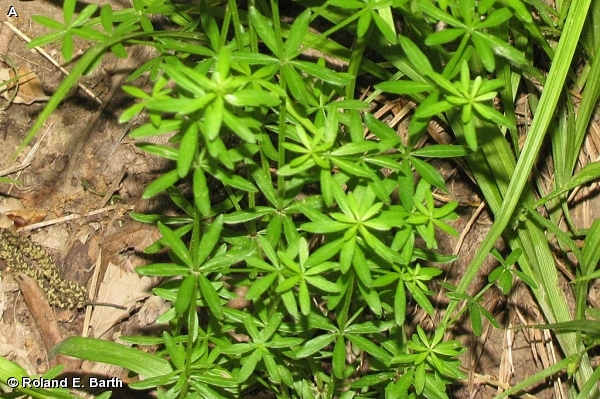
[16,273,82,372]
[3,21,101,105]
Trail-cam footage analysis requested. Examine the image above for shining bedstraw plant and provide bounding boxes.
[3,0,600,397]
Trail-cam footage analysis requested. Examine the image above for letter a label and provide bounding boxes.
[7,6,18,17]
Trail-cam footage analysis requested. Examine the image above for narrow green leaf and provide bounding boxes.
[474,31,529,66]
[198,273,223,319]
[249,7,280,56]
[197,214,223,265]
[163,332,185,369]
[294,334,336,358]
[305,275,339,293]
[213,169,258,192]
[364,113,401,144]
[193,168,211,217]
[398,35,433,72]
[418,2,465,26]
[223,207,274,223]
[225,90,280,107]
[31,15,65,30]
[424,28,465,45]
[158,222,193,268]
[333,338,347,379]
[471,33,496,72]
[175,274,195,314]
[302,221,349,233]
[412,144,467,157]
[282,64,309,105]
[284,9,311,58]
[238,349,262,382]
[178,122,198,177]
[395,281,406,325]
[411,157,448,191]
[204,95,224,141]
[246,272,278,300]
[357,10,372,37]
[290,60,352,86]
[136,263,190,277]
[51,337,172,377]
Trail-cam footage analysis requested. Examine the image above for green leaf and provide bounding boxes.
[474,31,529,66]
[261,313,283,342]
[284,9,311,58]
[475,8,513,29]
[290,60,352,86]
[333,338,347,379]
[409,283,434,315]
[51,337,172,378]
[357,10,372,37]
[414,99,454,118]
[159,222,193,268]
[302,221,349,233]
[353,246,371,286]
[136,263,191,277]
[63,0,76,24]
[204,95,224,141]
[395,281,406,325]
[346,334,391,362]
[249,7,280,56]
[225,90,280,107]
[425,28,465,45]
[503,0,533,23]
[238,349,262,382]
[143,169,180,198]
[246,272,278,300]
[470,305,483,336]
[72,4,98,27]
[412,144,467,158]
[331,141,379,156]
[473,102,513,127]
[223,207,274,223]
[330,0,365,8]
[398,34,432,72]
[294,334,336,358]
[471,32,496,72]
[62,31,74,61]
[331,157,373,177]
[130,119,183,139]
[31,15,64,31]
[163,332,185,369]
[411,157,448,191]
[364,113,401,144]
[178,122,198,177]
[175,274,195,314]
[376,79,435,94]
[372,10,398,44]
[193,168,211,217]
[195,215,223,267]
[282,64,309,105]
[198,273,223,319]
[299,279,311,315]
[305,275,339,293]
[202,246,256,271]
[418,1,464,26]
[213,169,258,192]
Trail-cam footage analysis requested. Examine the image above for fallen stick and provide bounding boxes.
[16,273,82,373]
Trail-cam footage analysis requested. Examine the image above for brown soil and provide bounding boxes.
[0,2,596,398]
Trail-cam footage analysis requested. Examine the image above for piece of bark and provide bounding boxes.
[16,273,82,372]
